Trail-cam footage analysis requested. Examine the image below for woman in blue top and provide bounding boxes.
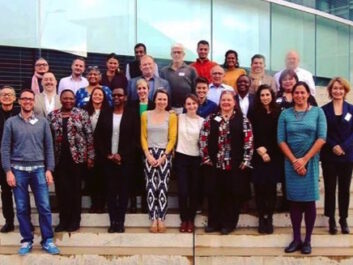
[321,77,353,235]
[278,81,327,255]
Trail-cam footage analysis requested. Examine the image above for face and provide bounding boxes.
[0,88,16,106]
[60,91,75,111]
[260,89,272,107]
[251,58,265,74]
[71,59,85,76]
[197,44,209,60]
[220,93,235,112]
[140,57,155,77]
[87,70,101,85]
[154,92,168,110]
[195,82,209,100]
[135,46,146,60]
[42,73,57,93]
[293,85,309,106]
[106,58,119,72]
[19,91,35,113]
[171,47,185,64]
[237,76,250,94]
[331,81,346,100]
[34,59,49,75]
[185,97,198,114]
[226,53,237,68]
[211,67,224,86]
[112,88,126,107]
[281,75,296,92]
[285,52,299,70]
[92,89,104,105]
[137,82,149,101]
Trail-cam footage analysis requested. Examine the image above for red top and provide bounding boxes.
[190,58,217,83]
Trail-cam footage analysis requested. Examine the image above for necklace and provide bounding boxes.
[294,105,309,121]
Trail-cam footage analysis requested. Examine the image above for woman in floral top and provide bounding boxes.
[200,90,253,235]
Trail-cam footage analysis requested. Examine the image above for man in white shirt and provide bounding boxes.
[58,58,88,95]
[235,75,254,118]
[274,50,315,95]
[207,65,233,105]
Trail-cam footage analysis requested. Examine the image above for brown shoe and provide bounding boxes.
[157,219,167,233]
[187,221,194,233]
[149,220,158,233]
[179,221,187,233]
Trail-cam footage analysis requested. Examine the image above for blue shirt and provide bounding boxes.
[197,99,218,118]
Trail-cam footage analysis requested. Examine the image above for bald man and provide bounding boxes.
[274,51,316,95]
[207,65,233,105]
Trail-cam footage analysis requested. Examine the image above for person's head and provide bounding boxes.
[0,86,16,107]
[134,43,147,60]
[86,66,101,85]
[236,75,251,96]
[171,43,185,64]
[285,50,300,70]
[219,90,236,113]
[255,84,276,111]
[279,69,299,94]
[71,57,86,77]
[85,86,109,115]
[195,77,209,101]
[106,53,120,73]
[210,65,225,86]
[112,87,126,109]
[184,94,199,115]
[327,77,350,100]
[140,55,155,78]
[136,78,149,102]
[251,54,265,74]
[223,50,239,69]
[196,40,210,60]
[34,58,49,75]
[292,81,310,107]
[41,72,57,94]
[18,89,35,113]
[153,88,170,111]
[60,89,76,111]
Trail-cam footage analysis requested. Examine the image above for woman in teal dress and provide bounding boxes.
[277,81,327,255]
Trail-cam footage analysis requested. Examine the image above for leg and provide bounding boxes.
[175,153,189,222]
[105,161,119,226]
[322,162,337,218]
[0,169,14,226]
[289,201,303,243]
[189,156,201,222]
[337,163,353,219]
[117,165,129,227]
[220,171,236,233]
[206,168,221,230]
[254,183,267,233]
[54,161,70,228]
[157,153,171,220]
[70,163,83,229]
[303,201,316,244]
[144,151,158,220]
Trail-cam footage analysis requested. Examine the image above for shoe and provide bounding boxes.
[284,240,302,253]
[339,218,350,234]
[204,226,220,233]
[179,221,187,233]
[54,223,66,233]
[187,221,194,233]
[18,241,32,255]
[41,238,60,255]
[329,217,337,235]
[149,221,158,233]
[0,223,14,233]
[115,224,125,233]
[66,224,80,232]
[258,217,266,234]
[220,227,234,235]
[266,217,274,234]
[157,219,166,233]
[301,241,312,254]
[108,223,115,233]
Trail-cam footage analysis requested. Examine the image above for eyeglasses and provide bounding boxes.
[212,72,223,75]
[112,93,125,98]
[19,97,34,102]
[87,65,99,71]
[1,93,15,97]
[35,63,48,67]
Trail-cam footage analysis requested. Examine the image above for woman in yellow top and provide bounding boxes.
[141,88,177,233]
[223,50,247,91]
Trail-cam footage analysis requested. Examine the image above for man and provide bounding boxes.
[207,65,233,105]
[249,54,276,94]
[58,57,88,95]
[195,77,217,119]
[160,43,198,113]
[190,40,217,83]
[125,43,159,80]
[1,89,59,255]
[23,58,49,94]
[274,50,316,95]
[0,86,20,233]
[127,55,170,102]
[235,75,255,118]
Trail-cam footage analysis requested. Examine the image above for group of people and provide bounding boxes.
[0,40,352,257]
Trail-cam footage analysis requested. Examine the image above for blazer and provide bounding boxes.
[235,93,255,119]
[321,101,353,163]
[34,93,61,117]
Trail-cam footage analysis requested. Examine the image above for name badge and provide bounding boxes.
[344,113,352,122]
[214,116,222,122]
[178,72,185,77]
[29,118,38,125]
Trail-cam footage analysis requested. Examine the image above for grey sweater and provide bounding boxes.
[1,114,55,172]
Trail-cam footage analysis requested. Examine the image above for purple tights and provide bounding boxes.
[289,201,316,243]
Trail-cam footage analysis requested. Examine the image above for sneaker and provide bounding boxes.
[18,241,32,255]
[41,238,60,255]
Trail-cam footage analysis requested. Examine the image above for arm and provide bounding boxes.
[141,112,158,166]
[1,120,12,174]
[43,120,55,185]
[199,116,212,165]
[165,113,177,155]
[81,110,95,167]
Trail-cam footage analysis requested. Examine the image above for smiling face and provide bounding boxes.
[260,88,272,108]
[293,85,309,107]
[171,46,185,64]
[112,88,126,108]
[106,58,119,72]
[60,91,75,111]
[154,92,168,111]
[220,92,235,113]
[285,51,299,70]
[184,97,199,115]
[330,81,346,101]
[0,88,16,107]
[140,56,155,78]
[195,82,209,101]
[42,72,57,93]
[237,75,251,95]
[87,69,101,85]
[72,59,85,76]
[281,74,296,93]
[251,58,265,74]
[197,44,209,60]
[34,58,49,75]
[92,88,104,105]
[19,91,35,113]
[136,81,149,102]
[226,52,237,68]
[135,46,146,60]
[211,66,225,86]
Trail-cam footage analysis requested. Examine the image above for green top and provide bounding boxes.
[139,103,148,116]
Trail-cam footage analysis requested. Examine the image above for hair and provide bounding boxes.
[223,50,239,68]
[292,81,311,95]
[35,57,48,65]
[254,84,279,114]
[19,89,35,98]
[85,86,110,116]
[134,43,147,52]
[87,65,101,74]
[152,88,170,111]
[60,89,75,98]
[195,76,209,87]
[72,57,86,65]
[251,54,265,64]
[278,69,298,96]
[106,53,119,62]
[184,93,200,106]
[171,43,184,51]
[136,78,149,90]
[327,77,350,99]
[197,40,209,47]
[1,85,16,95]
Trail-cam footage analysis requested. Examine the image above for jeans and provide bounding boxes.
[12,167,53,243]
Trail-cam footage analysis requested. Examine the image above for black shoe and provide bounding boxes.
[258,217,266,234]
[0,223,14,233]
[329,217,337,235]
[266,217,274,234]
[301,241,312,254]
[54,224,66,233]
[220,227,234,235]
[115,223,125,233]
[204,226,220,233]
[339,218,350,234]
[66,224,79,232]
[284,240,302,253]
[108,224,115,233]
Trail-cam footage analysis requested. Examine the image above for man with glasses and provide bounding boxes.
[58,57,88,95]
[207,65,233,105]
[23,58,50,94]
[1,89,59,255]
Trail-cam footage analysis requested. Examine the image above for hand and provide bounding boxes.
[87,158,94,168]
[6,171,16,187]
[262,153,271,162]
[155,155,167,167]
[256,146,267,156]
[296,166,307,176]
[146,154,158,167]
[45,170,54,185]
[204,160,213,166]
[112,154,122,165]
[292,157,307,171]
[239,161,252,170]
[333,145,345,156]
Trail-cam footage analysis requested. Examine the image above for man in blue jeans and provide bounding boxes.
[1,89,59,255]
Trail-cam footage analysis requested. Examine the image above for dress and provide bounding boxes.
[277,107,327,201]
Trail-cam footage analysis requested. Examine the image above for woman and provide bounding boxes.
[101,53,128,91]
[222,50,246,91]
[85,87,110,213]
[175,94,204,233]
[277,81,327,254]
[250,84,282,234]
[48,89,95,232]
[76,66,113,108]
[321,77,353,235]
[141,89,177,233]
[200,90,253,235]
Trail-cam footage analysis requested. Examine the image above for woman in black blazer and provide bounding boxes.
[321,77,353,235]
